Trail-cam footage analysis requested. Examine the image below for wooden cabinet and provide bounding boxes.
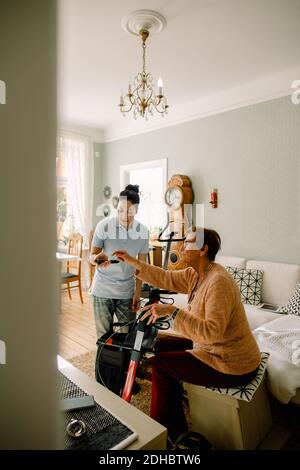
[164,175,194,270]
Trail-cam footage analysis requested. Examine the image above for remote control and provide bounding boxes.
[60,395,95,411]
[95,258,119,264]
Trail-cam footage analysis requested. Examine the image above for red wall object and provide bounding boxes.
[210,188,218,208]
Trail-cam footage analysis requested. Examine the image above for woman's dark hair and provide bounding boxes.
[203,228,221,261]
[119,184,140,205]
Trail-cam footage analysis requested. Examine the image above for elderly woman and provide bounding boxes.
[112,227,260,443]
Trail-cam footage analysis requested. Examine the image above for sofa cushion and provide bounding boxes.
[277,282,300,316]
[215,255,246,269]
[226,267,263,305]
[253,313,300,334]
[204,352,269,402]
[244,304,284,330]
[253,315,300,403]
[246,260,300,307]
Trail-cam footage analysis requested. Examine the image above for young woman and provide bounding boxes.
[90,185,149,338]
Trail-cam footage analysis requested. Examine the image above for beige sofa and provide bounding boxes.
[216,255,300,328]
[171,255,300,405]
[216,255,300,405]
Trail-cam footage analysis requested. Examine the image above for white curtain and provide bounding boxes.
[60,133,93,248]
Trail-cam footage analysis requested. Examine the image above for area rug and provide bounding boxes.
[69,350,97,381]
[68,350,153,416]
[68,350,189,421]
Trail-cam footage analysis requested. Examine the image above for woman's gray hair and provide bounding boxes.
[186,226,221,260]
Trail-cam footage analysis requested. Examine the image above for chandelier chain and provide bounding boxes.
[119,27,169,119]
[142,39,146,75]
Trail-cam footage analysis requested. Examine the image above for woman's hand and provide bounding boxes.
[139,303,177,325]
[93,252,110,268]
[112,250,140,268]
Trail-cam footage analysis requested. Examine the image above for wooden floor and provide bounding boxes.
[59,289,97,360]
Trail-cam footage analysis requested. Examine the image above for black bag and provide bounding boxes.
[95,331,132,395]
[95,320,158,396]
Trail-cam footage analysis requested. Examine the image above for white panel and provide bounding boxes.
[246,260,300,306]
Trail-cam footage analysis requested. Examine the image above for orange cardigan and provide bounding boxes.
[136,262,260,375]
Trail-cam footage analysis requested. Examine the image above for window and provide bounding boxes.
[120,159,167,237]
[56,150,70,244]
[56,133,93,248]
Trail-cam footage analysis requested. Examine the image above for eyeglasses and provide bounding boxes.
[183,237,197,249]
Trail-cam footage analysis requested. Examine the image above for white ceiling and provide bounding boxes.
[58,0,300,141]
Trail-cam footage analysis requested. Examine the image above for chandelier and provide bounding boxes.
[119,10,169,120]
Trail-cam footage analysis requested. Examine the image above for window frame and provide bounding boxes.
[120,159,168,231]
[120,159,167,191]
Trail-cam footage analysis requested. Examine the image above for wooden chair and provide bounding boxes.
[61,233,84,304]
[89,228,95,288]
[149,241,163,267]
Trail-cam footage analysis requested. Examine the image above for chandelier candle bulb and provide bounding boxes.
[158,77,163,96]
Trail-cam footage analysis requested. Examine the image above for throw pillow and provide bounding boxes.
[277,282,300,315]
[226,267,263,305]
[205,352,269,401]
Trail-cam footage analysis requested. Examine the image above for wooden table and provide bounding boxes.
[57,356,167,450]
[56,252,80,262]
[149,240,164,267]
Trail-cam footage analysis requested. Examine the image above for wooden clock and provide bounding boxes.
[164,175,194,270]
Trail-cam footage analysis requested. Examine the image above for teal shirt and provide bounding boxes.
[91,216,149,299]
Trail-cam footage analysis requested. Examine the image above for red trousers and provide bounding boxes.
[150,335,258,440]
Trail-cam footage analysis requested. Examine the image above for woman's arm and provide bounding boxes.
[173,277,235,343]
[132,253,148,311]
[113,250,195,294]
[90,224,108,266]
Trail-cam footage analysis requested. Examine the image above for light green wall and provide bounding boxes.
[96,96,300,264]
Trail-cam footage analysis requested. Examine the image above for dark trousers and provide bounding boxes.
[150,336,258,441]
